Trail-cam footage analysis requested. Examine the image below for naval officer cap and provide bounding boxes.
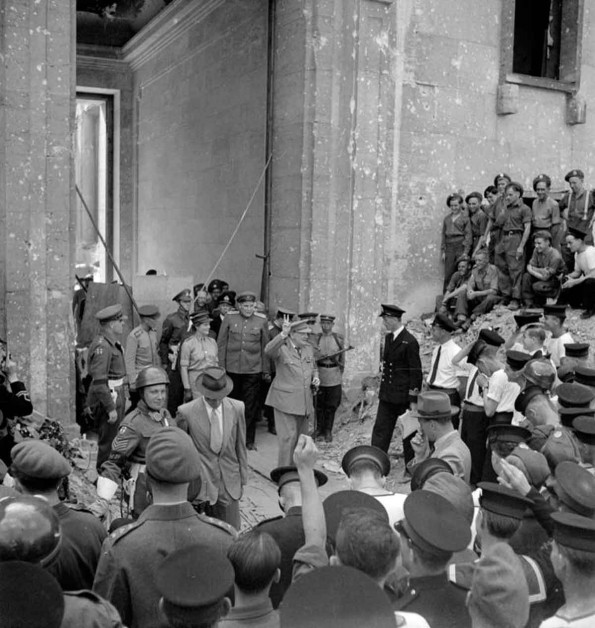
[513,310,542,328]
[564,343,590,359]
[410,458,453,491]
[559,406,595,427]
[95,304,123,322]
[486,424,531,445]
[564,168,584,182]
[341,445,390,477]
[138,304,160,318]
[478,329,505,346]
[574,365,595,388]
[10,440,71,480]
[146,427,202,483]
[557,382,595,408]
[432,313,458,333]
[270,465,328,492]
[478,482,532,520]
[551,511,595,552]
[506,350,531,371]
[572,415,595,446]
[543,303,567,318]
[379,304,405,318]
[323,491,389,543]
[549,461,595,517]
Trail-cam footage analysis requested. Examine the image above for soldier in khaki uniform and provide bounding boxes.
[217,291,270,449]
[86,304,126,471]
[124,304,160,412]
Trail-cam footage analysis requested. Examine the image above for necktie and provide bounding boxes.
[429,345,441,385]
[209,406,223,454]
[467,370,479,400]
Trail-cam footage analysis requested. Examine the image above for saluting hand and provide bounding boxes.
[281,315,292,336]
[497,458,531,496]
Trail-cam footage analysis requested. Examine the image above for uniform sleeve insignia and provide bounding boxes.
[94,347,104,356]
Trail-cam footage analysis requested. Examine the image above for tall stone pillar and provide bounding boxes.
[269,0,397,387]
[0,1,76,423]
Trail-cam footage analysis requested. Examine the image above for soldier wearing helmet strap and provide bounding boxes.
[91,366,173,519]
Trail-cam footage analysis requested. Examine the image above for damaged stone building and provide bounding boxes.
[0,0,593,423]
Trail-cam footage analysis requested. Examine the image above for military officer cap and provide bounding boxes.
[172,289,192,302]
[568,225,588,240]
[514,385,544,415]
[564,168,584,182]
[493,172,512,186]
[551,511,595,552]
[341,445,390,477]
[270,465,328,492]
[379,303,405,318]
[410,457,453,491]
[532,173,551,188]
[478,329,505,346]
[0,562,65,628]
[559,406,595,427]
[190,310,212,325]
[236,291,257,303]
[207,279,224,292]
[486,424,531,445]
[506,350,531,371]
[280,565,397,628]
[10,440,71,480]
[138,304,160,318]
[275,306,295,319]
[478,482,532,520]
[423,473,474,525]
[549,461,595,517]
[323,491,389,543]
[218,290,236,306]
[432,312,458,333]
[543,304,567,318]
[397,490,471,556]
[507,444,550,489]
[145,427,202,483]
[574,365,595,388]
[513,310,542,328]
[572,415,595,446]
[557,382,595,408]
[95,304,123,322]
[156,545,234,626]
[297,312,318,323]
[319,314,336,323]
[564,343,590,358]
[290,320,315,334]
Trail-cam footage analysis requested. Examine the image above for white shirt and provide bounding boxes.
[540,613,595,628]
[428,338,461,389]
[392,325,405,340]
[575,244,595,275]
[464,364,484,406]
[203,398,223,436]
[487,369,520,413]
[545,332,574,367]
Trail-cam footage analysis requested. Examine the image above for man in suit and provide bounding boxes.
[176,366,248,530]
[265,319,320,466]
[371,304,423,453]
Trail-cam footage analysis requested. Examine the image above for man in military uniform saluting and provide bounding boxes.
[87,304,126,471]
[159,289,192,415]
[371,304,423,453]
[217,291,270,450]
[124,304,160,413]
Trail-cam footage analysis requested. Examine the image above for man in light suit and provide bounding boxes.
[265,319,320,466]
[371,304,423,453]
[409,391,472,483]
[176,366,248,530]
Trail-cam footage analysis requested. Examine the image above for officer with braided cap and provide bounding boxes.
[92,366,174,519]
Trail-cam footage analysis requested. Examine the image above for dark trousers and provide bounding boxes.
[94,389,126,471]
[460,405,489,486]
[521,273,559,305]
[443,239,466,291]
[228,372,262,446]
[558,277,595,312]
[481,411,513,482]
[428,385,460,430]
[166,367,184,417]
[315,385,342,434]
[371,399,409,453]
[455,293,501,318]
[495,233,525,300]
[204,499,240,531]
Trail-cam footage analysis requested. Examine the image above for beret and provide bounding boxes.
[10,440,71,479]
[145,427,202,483]
[506,350,531,371]
[543,304,567,317]
[564,168,584,182]
[432,313,458,333]
[486,424,531,444]
[568,225,588,240]
[513,310,542,328]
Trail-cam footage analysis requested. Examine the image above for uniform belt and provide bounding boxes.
[428,384,458,393]
[318,362,338,368]
[463,401,484,411]
[502,230,522,236]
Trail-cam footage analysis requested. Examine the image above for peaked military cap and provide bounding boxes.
[478,329,505,346]
[319,314,336,323]
[564,343,590,358]
[290,320,315,334]
[323,491,389,542]
[379,304,405,317]
[572,415,595,446]
[543,304,567,317]
[173,289,192,302]
[486,424,531,444]
[559,406,595,427]
[574,365,595,388]
[551,461,595,517]
[478,482,532,520]
[275,306,295,319]
[564,168,584,182]
[95,304,123,322]
[138,304,160,318]
[10,440,71,480]
[270,465,328,491]
[557,382,595,408]
[432,312,458,333]
[410,458,453,491]
[551,512,595,552]
[506,350,531,371]
[237,291,257,303]
[341,445,390,477]
[190,310,211,325]
[513,310,542,328]
[297,312,318,322]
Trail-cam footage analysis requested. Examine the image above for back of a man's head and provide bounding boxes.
[227,530,281,593]
[334,508,400,582]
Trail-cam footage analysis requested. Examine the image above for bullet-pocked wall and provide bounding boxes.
[128,0,269,291]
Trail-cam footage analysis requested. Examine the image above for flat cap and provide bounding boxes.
[513,310,542,328]
[270,465,328,491]
[543,304,567,317]
[323,491,389,543]
[95,304,123,322]
[398,490,470,556]
[146,427,202,483]
[574,365,595,388]
[237,291,257,303]
[564,343,590,358]
[138,304,160,318]
[478,482,532,520]
[564,168,584,181]
[478,329,505,346]
[319,314,336,323]
[379,304,405,317]
[173,289,192,302]
[551,512,595,552]
[10,440,71,480]
[432,313,458,333]
[507,444,550,488]
[559,406,595,427]
[410,457,453,491]
[486,424,531,444]
[280,565,397,628]
[506,350,531,371]
[156,545,233,625]
[572,415,595,446]
[341,445,390,477]
[552,461,595,517]
[557,382,595,408]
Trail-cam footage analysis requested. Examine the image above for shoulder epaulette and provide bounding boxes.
[196,512,238,537]
[254,312,267,319]
[132,327,144,338]
[109,520,143,544]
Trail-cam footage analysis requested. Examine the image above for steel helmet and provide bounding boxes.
[136,366,169,389]
[523,359,556,391]
[0,495,61,566]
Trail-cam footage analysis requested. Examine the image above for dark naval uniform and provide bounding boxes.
[159,301,191,416]
[99,401,173,517]
[86,316,126,471]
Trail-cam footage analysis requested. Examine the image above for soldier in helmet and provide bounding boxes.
[92,366,173,519]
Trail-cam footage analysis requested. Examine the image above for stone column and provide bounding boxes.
[0,0,76,424]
